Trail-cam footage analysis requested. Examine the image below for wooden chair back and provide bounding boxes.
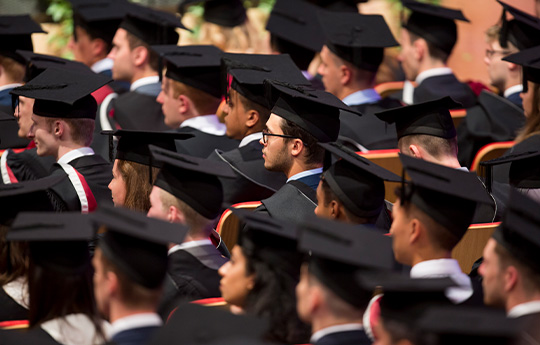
[470,141,514,173]
[452,222,500,274]
[450,109,467,128]
[358,149,402,203]
[374,81,407,99]
[215,201,261,250]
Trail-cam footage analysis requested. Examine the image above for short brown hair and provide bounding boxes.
[280,119,325,166]
[398,134,458,160]
[126,32,160,72]
[170,79,221,115]
[159,188,212,237]
[495,242,540,295]
[409,31,450,63]
[0,55,25,83]
[236,91,271,129]
[117,159,159,213]
[46,118,95,147]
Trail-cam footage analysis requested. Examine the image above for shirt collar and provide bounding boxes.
[0,83,22,93]
[57,147,95,164]
[342,89,381,106]
[287,167,323,183]
[402,80,415,105]
[180,114,227,136]
[504,84,523,98]
[91,58,113,74]
[110,313,162,338]
[416,67,453,85]
[130,76,160,92]
[239,132,263,148]
[168,239,213,256]
[310,324,364,344]
[508,301,540,318]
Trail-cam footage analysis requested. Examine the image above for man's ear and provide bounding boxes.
[409,218,423,245]
[504,266,519,293]
[245,109,260,129]
[132,45,149,67]
[413,38,426,61]
[340,64,352,86]
[55,120,65,137]
[107,270,119,297]
[177,94,191,115]
[290,138,305,158]
[408,144,423,159]
[91,38,108,58]
[168,205,186,224]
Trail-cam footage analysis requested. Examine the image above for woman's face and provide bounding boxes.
[521,81,537,117]
[108,160,127,206]
[218,245,255,307]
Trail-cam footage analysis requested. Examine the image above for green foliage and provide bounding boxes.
[46,0,73,58]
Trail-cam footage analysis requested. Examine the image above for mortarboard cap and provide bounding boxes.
[319,11,398,72]
[375,96,461,140]
[503,45,540,92]
[7,212,93,274]
[299,217,394,308]
[15,50,91,82]
[401,0,469,56]
[492,189,540,273]
[10,67,111,120]
[119,3,189,46]
[0,109,30,149]
[0,15,46,64]
[153,45,223,98]
[223,53,310,108]
[497,0,540,51]
[92,204,188,289]
[266,0,326,53]
[480,150,540,191]
[151,145,235,219]
[399,154,493,237]
[319,142,400,218]
[308,0,364,12]
[179,0,247,27]
[264,79,360,142]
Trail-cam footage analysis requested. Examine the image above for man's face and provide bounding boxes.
[295,263,315,324]
[14,96,34,139]
[318,45,343,98]
[223,88,248,140]
[92,248,111,319]
[484,40,511,91]
[478,238,507,308]
[389,198,413,266]
[156,76,183,128]
[398,29,420,81]
[314,180,333,219]
[108,28,135,82]
[68,26,95,67]
[260,114,291,173]
[147,186,169,221]
[27,114,58,157]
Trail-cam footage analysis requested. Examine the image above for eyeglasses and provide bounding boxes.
[261,129,300,144]
[485,49,512,59]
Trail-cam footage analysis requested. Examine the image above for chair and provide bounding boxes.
[374,81,407,99]
[452,222,500,274]
[0,320,29,330]
[470,141,514,173]
[450,109,467,128]
[215,201,261,250]
[358,149,402,203]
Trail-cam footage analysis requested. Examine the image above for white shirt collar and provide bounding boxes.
[110,313,162,338]
[91,58,113,74]
[168,239,213,256]
[180,114,227,136]
[504,84,523,98]
[3,276,29,309]
[402,80,415,105]
[411,258,473,304]
[342,89,381,106]
[310,324,364,344]
[57,147,95,164]
[0,83,22,93]
[508,301,540,318]
[130,76,160,92]
[287,167,323,183]
[239,132,263,148]
[416,67,453,86]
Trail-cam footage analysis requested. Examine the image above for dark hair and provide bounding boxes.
[126,32,160,72]
[398,134,458,160]
[117,159,159,213]
[73,14,116,54]
[236,90,271,131]
[281,119,325,166]
[409,31,450,63]
[495,241,540,293]
[515,82,540,143]
[0,225,29,286]
[270,34,315,71]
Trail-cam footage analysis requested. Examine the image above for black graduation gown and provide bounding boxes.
[458,275,486,307]
[0,147,55,184]
[457,91,525,168]
[111,326,161,345]
[506,91,523,109]
[174,127,239,158]
[208,140,287,206]
[414,74,477,108]
[338,98,402,150]
[0,288,28,323]
[158,244,228,319]
[0,118,30,150]
[0,328,61,345]
[256,179,318,222]
[315,330,371,345]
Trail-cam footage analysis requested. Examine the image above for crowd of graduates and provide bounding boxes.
[1,0,540,344]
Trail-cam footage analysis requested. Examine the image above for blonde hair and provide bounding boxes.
[159,188,212,236]
[0,55,25,83]
[117,160,159,213]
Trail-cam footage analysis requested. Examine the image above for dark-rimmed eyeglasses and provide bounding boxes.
[261,129,300,144]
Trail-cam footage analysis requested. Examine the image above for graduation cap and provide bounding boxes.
[92,204,188,289]
[492,189,540,274]
[318,11,398,72]
[150,145,236,219]
[149,303,267,345]
[7,212,94,274]
[319,142,401,218]
[416,306,520,345]
[0,15,46,64]
[232,207,303,280]
[399,154,493,238]
[179,0,247,27]
[10,67,111,120]
[298,216,394,308]
[152,45,223,98]
[401,0,469,56]
[0,109,30,150]
[480,150,540,192]
[264,79,360,142]
[266,0,326,53]
[497,0,540,51]
[503,45,540,92]
[375,96,461,140]
[15,50,91,82]
[119,3,189,46]
[308,0,365,12]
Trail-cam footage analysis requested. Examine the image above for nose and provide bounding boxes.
[484,55,491,66]
[478,262,485,277]
[27,124,35,139]
[156,91,164,104]
[218,261,229,277]
[107,47,116,60]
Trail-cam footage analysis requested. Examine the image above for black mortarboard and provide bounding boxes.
[401,0,469,56]
[0,109,30,150]
[178,0,247,27]
[7,212,93,274]
[319,11,398,72]
[92,204,188,289]
[308,0,364,12]
[102,129,194,167]
[375,96,461,140]
[399,154,493,237]
[264,79,360,142]
[150,303,267,345]
[480,150,540,191]
[232,208,303,280]
[299,217,394,308]
[119,3,189,46]
[223,53,310,108]
[0,15,46,64]
[153,45,223,98]
[151,145,236,219]
[266,0,325,53]
[416,306,519,345]
[16,50,91,82]
[497,0,540,51]
[0,175,65,225]
[10,67,111,120]
[503,45,540,92]
[492,189,540,274]
[319,142,400,218]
